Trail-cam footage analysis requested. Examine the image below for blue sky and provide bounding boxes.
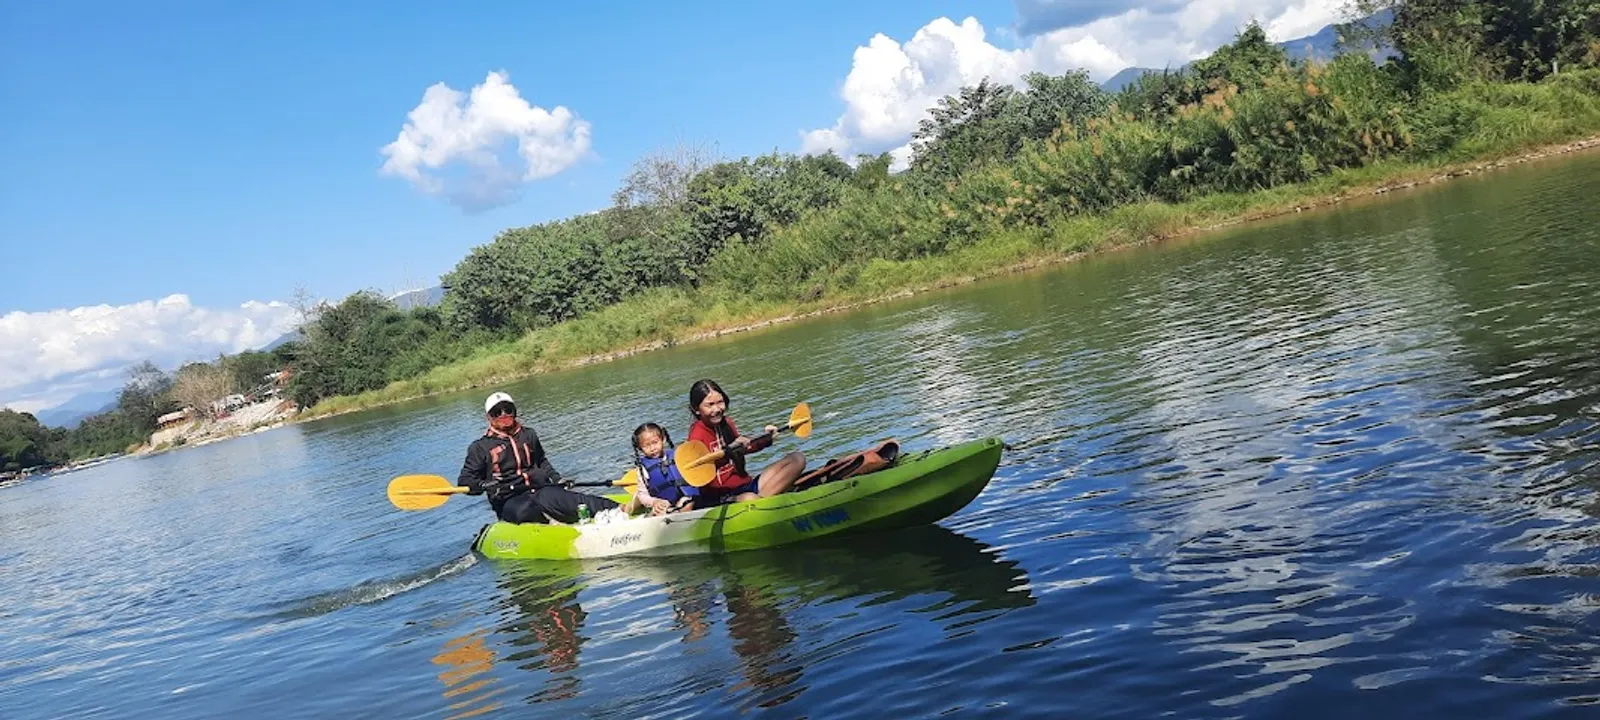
[0,0,1344,415]
[4,1,993,312]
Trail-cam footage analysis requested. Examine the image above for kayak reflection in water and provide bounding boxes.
[456,391,625,525]
[669,581,714,643]
[649,566,804,704]
[498,567,591,704]
[723,582,802,701]
[686,379,806,505]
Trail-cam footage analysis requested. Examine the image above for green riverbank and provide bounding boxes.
[298,132,1600,421]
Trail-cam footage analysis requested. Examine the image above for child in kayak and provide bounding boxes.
[626,422,700,516]
[686,379,805,505]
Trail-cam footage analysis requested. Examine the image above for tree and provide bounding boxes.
[289,284,321,326]
[910,71,1112,182]
[1190,22,1291,90]
[1010,71,1112,143]
[1346,0,1600,87]
[223,350,282,394]
[682,151,855,268]
[851,152,895,191]
[118,360,176,435]
[126,360,170,393]
[910,78,1021,181]
[58,411,142,459]
[0,409,59,471]
[0,366,167,465]
[611,140,721,208]
[1478,0,1600,79]
[170,361,237,418]
[284,290,465,407]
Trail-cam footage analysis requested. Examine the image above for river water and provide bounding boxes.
[5,153,1600,718]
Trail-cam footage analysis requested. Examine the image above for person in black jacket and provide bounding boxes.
[457,391,621,524]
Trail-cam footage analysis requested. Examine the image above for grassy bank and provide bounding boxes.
[300,127,1600,421]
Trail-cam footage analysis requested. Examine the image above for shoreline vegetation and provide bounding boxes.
[8,4,1600,469]
[296,132,1600,422]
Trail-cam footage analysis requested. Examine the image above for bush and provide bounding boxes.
[704,184,947,301]
[1408,69,1600,158]
[441,212,686,333]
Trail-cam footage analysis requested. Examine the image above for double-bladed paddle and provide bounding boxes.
[385,473,637,511]
[385,401,814,509]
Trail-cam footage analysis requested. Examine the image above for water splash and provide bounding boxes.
[273,553,480,619]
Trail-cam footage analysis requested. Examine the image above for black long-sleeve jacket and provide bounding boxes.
[456,424,564,512]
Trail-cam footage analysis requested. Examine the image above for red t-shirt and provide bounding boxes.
[687,417,772,490]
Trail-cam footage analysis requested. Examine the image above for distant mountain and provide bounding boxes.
[391,285,445,311]
[1101,66,1162,93]
[35,389,120,429]
[265,328,303,350]
[1280,8,1396,63]
[1278,21,1344,64]
[1099,10,1395,93]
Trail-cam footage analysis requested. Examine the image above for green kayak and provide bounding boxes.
[470,437,1005,561]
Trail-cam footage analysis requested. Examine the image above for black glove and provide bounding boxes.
[724,440,747,463]
[465,484,485,496]
[484,479,520,502]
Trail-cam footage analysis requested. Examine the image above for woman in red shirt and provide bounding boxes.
[686,379,806,505]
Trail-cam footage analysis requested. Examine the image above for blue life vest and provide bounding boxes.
[640,450,698,504]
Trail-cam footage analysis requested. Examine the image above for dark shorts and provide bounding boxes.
[499,486,620,524]
[696,478,759,507]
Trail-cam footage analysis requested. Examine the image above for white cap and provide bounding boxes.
[484,391,514,413]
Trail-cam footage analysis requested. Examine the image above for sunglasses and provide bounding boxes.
[489,403,517,418]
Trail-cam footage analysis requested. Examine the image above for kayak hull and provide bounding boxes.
[470,437,1004,561]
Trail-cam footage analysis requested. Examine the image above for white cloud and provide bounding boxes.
[1013,0,1192,36]
[0,294,299,414]
[380,70,593,212]
[1265,2,1348,41]
[800,1,1345,164]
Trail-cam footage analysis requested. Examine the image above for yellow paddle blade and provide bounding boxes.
[387,474,467,511]
[674,440,719,487]
[788,402,813,439]
[617,468,640,494]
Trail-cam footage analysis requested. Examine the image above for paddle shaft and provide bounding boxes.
[394,479,627,497]
[571,479,632,488]
[681,423,802,470]
[389,401,810,506]
[394,486,470,497]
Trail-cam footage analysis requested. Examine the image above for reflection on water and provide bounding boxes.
[431,632,502,720]
[497,568,590,703]
[458,525,1034,715]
